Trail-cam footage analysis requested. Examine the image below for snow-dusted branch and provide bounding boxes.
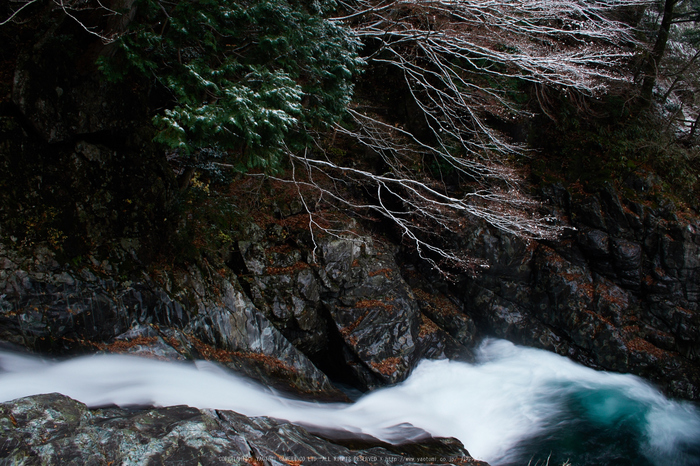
[53,0,124,43]
[1,0,127,43]
[328,0,647,185]
[1,0,41,26]
[270,141,563,276]
[282,0,642,274]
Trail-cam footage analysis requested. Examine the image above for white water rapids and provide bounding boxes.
[1,339,699,465]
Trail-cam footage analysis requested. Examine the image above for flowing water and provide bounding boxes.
[1,339,699,465]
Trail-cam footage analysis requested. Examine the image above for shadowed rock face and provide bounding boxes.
[236,225,474,391]
[6,12,477,392]
[459,182,700,400]
[0,242,340,398]
[0,223,476,396]
[2,180,699,399]
[1,2,699,461]
[0,393,487,466]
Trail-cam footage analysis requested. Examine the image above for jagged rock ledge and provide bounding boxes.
[0,393,488,466]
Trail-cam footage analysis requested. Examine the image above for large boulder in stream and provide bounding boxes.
[0,393,487,466]
[236,222,474,390]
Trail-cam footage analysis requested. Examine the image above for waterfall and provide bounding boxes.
[1,339,699,465]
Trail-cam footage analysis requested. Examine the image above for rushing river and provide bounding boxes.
[1,339,699,465]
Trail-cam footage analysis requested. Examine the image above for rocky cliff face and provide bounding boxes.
[0,221,476,396]
[1,1,699,461]
[0,233,484,463]
[0,240,339,398]
[459,181,700,399]
[235,223,474,390]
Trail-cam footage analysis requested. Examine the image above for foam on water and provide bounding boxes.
[1,339,699,465]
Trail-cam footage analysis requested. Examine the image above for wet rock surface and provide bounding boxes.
[2,178,699,402]
[0,243,339,399]
[0,2,699,458]
[236,226,474,390]
[0,216,479,397]
[460,182,700,399]
[0,393,487,466]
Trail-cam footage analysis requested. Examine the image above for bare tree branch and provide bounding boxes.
[267,140,563,277]
[280,0,645,275]
[1,0,42,26]
[52,0,123,44]
[331,0,647,173]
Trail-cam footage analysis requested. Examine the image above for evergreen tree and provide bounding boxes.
[99,0,363,178]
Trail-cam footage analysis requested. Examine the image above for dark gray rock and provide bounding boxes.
[572,195,607,230]
[578,228,610,257]
[611,238,642,287]
[319,237,422,385]
[11,11,143,144]
[237,227,475,391]
[600,184,630,235]
[239,234,329,356]
[412,286,476,349]
[0,393,487,466]
[459,184,700,400]
[0,244,339,399]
